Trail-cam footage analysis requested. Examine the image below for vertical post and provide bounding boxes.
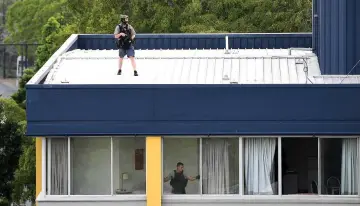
[47,139,51,195]
[42,138,46,195]
[277,137,282,196]
[35,137,42,202]
[21,44,24,76]
[67,137,71,195]
[357,137,360,196]
[3,47,5,78]
[317,137,321,195]
[225,36,229,54]
[146,136,161,206]
[25,44,28,68]
[199,138,202,194]
[239,137,243,195]
[110,137,114,195]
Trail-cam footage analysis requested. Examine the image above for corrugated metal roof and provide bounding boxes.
[45,48,325,84]
[312,75,360,84]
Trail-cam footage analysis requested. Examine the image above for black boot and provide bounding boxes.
[117,70,122,75]
[134,70,138,76]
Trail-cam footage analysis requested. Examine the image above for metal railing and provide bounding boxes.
[0,43,41,78]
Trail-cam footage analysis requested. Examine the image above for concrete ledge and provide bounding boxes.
[36,194,146,206]
[37,195,146,202]
[162,195,360,205]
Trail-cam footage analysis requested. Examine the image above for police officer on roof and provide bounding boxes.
[164,162,200,194]
[114,14,138,76]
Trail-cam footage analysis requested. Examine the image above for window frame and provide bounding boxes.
[162,135,360,199]
[44,136,147,199]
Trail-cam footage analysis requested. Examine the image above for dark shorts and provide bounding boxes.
[119,46,135,58]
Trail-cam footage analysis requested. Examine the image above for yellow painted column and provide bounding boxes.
[146,136,162,206]
[36,137,42,203]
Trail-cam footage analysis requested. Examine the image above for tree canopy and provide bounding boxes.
[5,0,312,45]
[0,98,26,205]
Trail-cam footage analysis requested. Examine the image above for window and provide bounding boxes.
[48,138,68,195]
[46,137,146,196]
[320,138,358,195]
[282,138,318,195]
[162,136,360,197]
[202,138,239,194]
[162,137,239,195]
[71,137,111,195]
[163,138,200,194]
[243,138,277,195]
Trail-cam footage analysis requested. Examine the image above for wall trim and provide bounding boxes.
[162,195,360,204]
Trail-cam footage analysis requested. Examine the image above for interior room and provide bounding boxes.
[281,138,318,195]
[162,138,200,194]
[320,138,358,195]
[68,137,146,195]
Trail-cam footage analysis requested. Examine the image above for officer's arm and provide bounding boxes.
[164,172,172,182]
[114,25,120,38]
[186,176,196,181]
[130,25,136,40]
[186,175,200,181]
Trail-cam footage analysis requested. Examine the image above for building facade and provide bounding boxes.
[27,1,360,204]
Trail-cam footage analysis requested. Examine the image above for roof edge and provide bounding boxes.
[27,34,79,85]
[77,32,312,39]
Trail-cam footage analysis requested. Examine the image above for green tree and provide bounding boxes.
[0,98,26,204]
[11,68,36,109]
[11,137,35,205]
[5,0,68,43]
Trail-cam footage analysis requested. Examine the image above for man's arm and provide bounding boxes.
[129,25,136,40]
[184,173,200,181]
[114,25,125,39]
[163,172,173,182]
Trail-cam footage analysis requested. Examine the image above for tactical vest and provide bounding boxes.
[170,170,188,194]
[117,23,132,49]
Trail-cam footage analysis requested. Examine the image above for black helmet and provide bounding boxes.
[120,14,129,24]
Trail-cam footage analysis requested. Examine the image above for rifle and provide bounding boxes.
[115,34,135,49]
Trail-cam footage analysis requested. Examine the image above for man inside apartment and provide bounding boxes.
[114,14,138,76]
[164,162,200,194]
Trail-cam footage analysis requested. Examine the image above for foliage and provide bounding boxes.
[11,137,35,205]
[11,68,36,109]
[5,0,68,43]
[0,98,26,203]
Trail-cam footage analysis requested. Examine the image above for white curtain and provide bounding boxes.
[51,138,68,195]
[341,138,358,195]
[244,138,276,195]
[202,138,235,194]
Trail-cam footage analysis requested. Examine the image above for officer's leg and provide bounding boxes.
[127,46,138,76]
[117,49,126,75]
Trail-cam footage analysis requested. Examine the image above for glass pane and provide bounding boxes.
[243,138,278,195]
[163,138,200,194]
[282,138,318,195]
[50,138,68,195]
[113,137,146,195]
[202,138,239,194]
[71,137,111,195]
[321,138,358,195]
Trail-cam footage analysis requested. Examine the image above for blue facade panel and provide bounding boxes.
[314,0,360,74]
[26,84,360,136]
[77,33,312,50]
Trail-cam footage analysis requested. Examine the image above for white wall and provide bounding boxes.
[113,137,146,194]
[71,137,146,195]
[163,138,200,194]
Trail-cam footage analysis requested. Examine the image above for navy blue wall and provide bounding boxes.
[314,0,360,74]
[77,33,312,50]
[26,84,360,136]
